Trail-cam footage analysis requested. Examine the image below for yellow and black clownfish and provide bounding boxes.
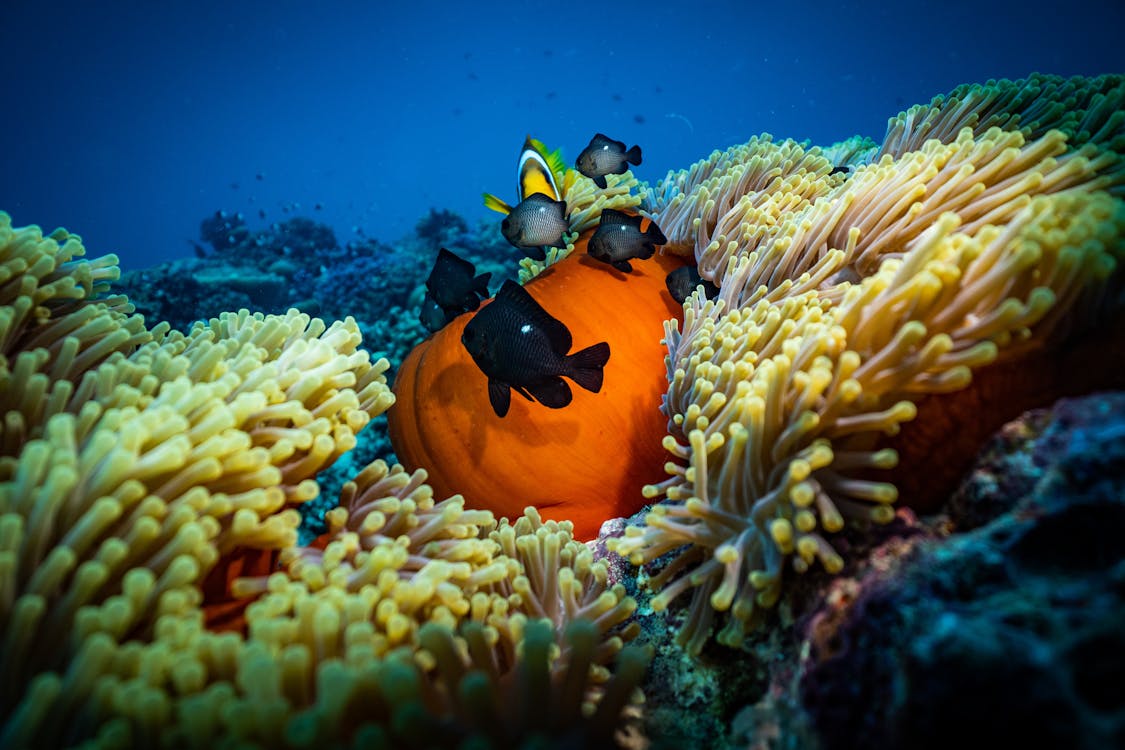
[483,135,568,214]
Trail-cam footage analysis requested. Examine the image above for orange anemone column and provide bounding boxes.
[389,239,688,540]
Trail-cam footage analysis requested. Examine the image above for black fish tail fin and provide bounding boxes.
[645,219,668,246]
[626,145,642,166]
[474,272,491,297]
[566,341,610,393]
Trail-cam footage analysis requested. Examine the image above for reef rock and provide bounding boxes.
[606,392,1125,749]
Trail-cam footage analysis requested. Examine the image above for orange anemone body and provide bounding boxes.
[389,239,687,540]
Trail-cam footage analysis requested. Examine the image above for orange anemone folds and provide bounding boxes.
[389,238,688,540]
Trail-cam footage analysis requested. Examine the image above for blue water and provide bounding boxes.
[2,0,1123,270]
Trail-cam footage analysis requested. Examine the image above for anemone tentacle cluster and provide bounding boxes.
[4,71,1124,744]
[0,215,646,747]
[614,73,1125,654]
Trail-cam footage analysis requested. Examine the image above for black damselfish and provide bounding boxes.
[500,192,570,260]
[461,280,610,417]
[587,209,668,273]
[665,265,720,304]
[419,247,491,333]
[576,133,642,189]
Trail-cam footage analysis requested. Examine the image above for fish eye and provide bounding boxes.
[501,218,510,230]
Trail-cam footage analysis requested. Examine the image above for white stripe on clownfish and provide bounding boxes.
[483,135,568,215]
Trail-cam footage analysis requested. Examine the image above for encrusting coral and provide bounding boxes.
[0,214,647,747]
[612,73,1125,654]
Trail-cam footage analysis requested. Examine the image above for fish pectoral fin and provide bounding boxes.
[483,193,512,215]
[488,380,513,417]
[612,260,633,273]
[566,341,610,393]
[593,175,608,189]
[526,377,573,409]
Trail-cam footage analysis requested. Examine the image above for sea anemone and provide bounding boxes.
[388,232,687,540]
[0,213,648,747]
[611,74,1125,654]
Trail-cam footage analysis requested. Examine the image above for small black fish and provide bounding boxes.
[420,248,491,333]
[829,165,851,176]
[666,265,720,304]
[500,192,570,260]
[576,133,642,189]
[461,280,610,417]
[587,209,667,273]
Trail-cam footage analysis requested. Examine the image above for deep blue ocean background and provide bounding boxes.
[3,0,1123,271]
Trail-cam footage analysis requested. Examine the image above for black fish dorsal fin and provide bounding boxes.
[429,247,476,291]
[473,272,491,297]
[644,220,668,246]
[599,208,641,229]
[494,280,572,354]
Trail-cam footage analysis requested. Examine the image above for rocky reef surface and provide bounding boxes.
[603,391,1125,749]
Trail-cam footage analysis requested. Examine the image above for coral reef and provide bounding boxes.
[4,72,1125,747]
[596,392,1125,748]
[798,392,1125,750]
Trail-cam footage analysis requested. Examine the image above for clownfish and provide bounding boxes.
[483,136,568,215]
